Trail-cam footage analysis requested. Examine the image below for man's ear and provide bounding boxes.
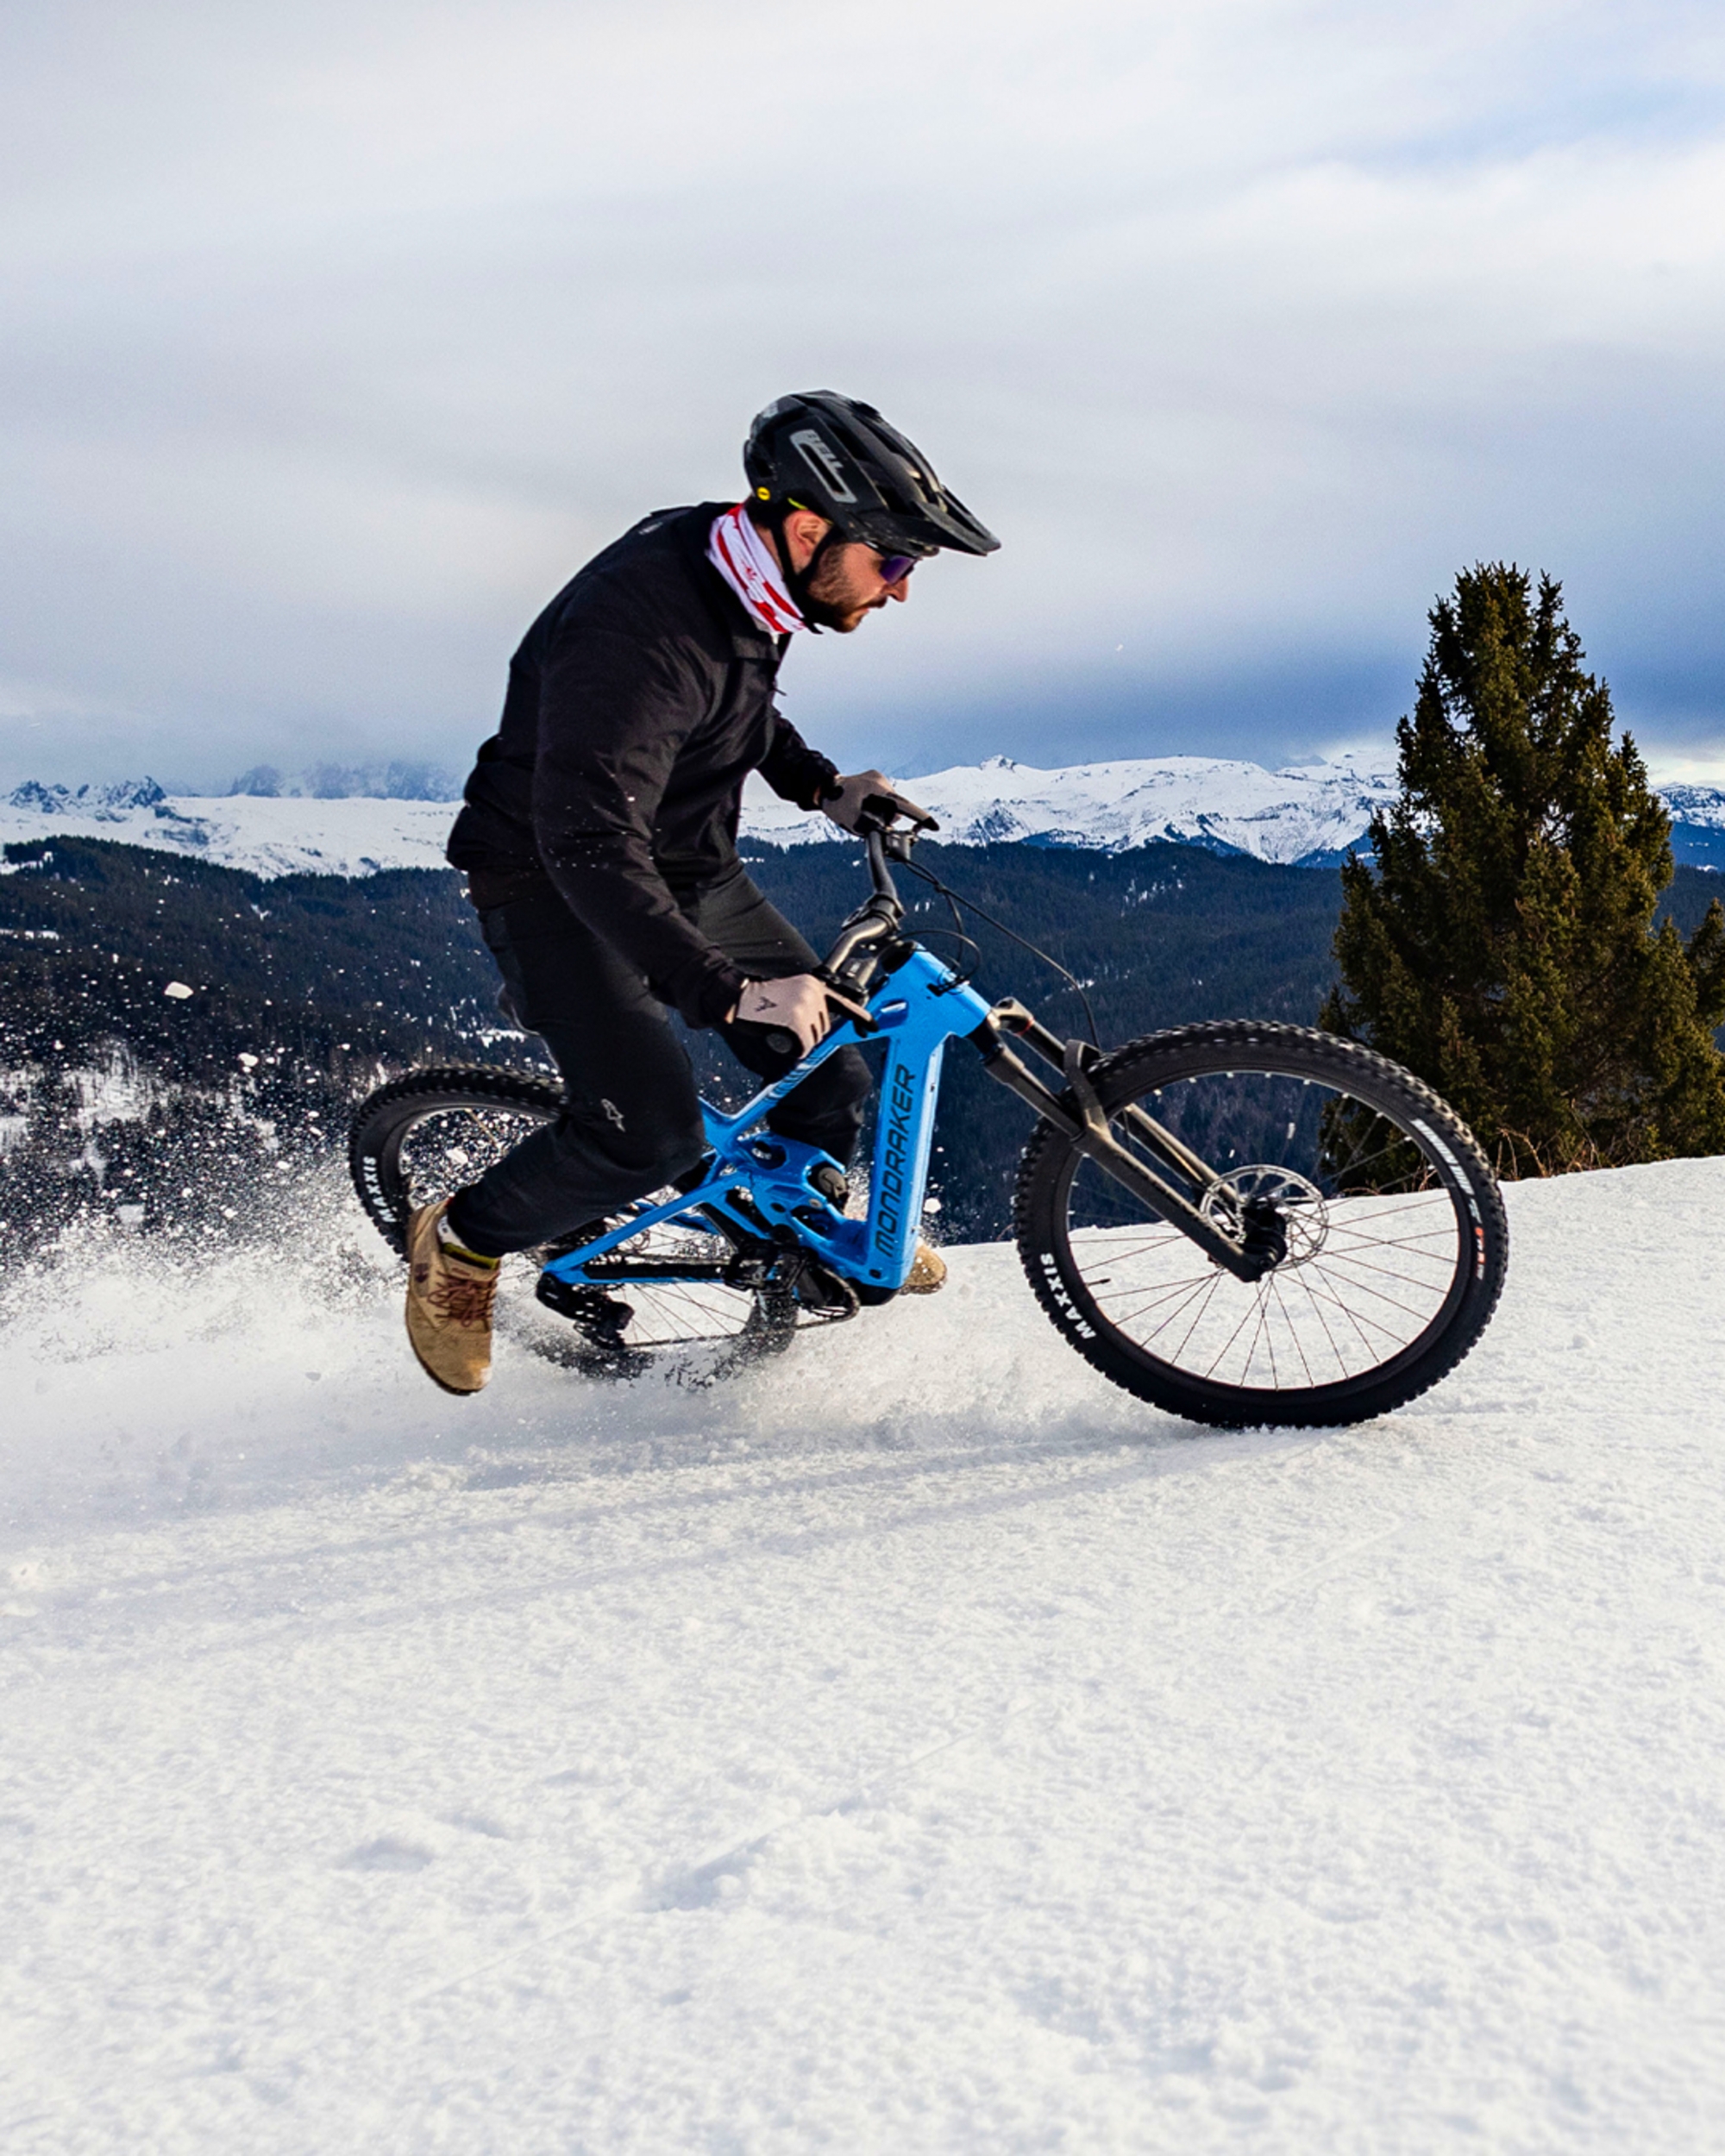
[781,508,832,574]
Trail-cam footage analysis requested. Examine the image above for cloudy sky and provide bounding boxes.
[3,0,1723,792]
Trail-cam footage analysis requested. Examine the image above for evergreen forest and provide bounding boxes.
[3,831,1719,1246]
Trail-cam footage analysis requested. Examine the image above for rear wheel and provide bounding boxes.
[348,1066,794,1362]
[1013,1023,1508,1428]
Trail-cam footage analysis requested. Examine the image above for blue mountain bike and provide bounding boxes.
[350,818,1508,1427]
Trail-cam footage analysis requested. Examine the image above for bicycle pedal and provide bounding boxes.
[533,1275,651,1379]
[785,1256,861,1319]
[536,1270,637,1336]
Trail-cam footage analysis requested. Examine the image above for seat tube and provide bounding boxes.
[856,952,992,1293]
[862,1038,945,1290]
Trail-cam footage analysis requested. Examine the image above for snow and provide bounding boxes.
[1659,783,1725,833]
[3,1157,1724,2150]
[0,789,460,880]
[2,761,1405,877]
[741,755,1405,862]
[7,763,1724,877]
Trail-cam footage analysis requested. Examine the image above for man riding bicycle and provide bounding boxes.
[405,391,1000,1394]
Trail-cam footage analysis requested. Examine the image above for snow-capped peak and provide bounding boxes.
[3,756,1721,878]
[745,754,1404,864]
[6,777,168,818]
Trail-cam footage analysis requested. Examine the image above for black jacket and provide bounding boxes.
[447,504,838,1027]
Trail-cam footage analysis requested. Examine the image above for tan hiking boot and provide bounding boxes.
[902,1239,947,1294]
[405,1200,499,1395]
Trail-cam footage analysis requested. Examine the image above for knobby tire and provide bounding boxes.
[1013,1022,1509,1428]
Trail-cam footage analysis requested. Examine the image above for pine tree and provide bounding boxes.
[1321,564,1725,1175]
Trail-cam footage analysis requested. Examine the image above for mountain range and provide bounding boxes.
[5,757,1724,876]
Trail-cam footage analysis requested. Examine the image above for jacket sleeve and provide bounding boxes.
[530,624,749,1029]
[756,710,839,812]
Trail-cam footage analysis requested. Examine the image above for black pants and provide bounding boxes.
[446,866,873,1257]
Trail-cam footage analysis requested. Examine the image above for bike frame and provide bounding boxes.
[539,946,994,1297]
[536,819,1270,1300]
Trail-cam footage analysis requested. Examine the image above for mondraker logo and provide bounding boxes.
[790,428,858,505]
[873,1061,919,1257]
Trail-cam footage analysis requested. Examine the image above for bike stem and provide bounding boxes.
[820,828,910,992]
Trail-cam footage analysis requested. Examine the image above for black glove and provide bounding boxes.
[821,769,938,834]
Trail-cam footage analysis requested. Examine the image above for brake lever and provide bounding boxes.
[819,974,878,1034]
[855,793,940,839]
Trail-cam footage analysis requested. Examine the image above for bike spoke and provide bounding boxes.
[1202,1293,1267,1382]
[1270,1276,1314,1387]
[1167,1270,1227,1364]
[1117,1270,1228,1342]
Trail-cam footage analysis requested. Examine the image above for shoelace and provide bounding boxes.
[426,1270,497,1327]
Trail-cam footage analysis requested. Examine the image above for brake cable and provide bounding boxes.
[907,924,982,987]
[901,855,1101,1049]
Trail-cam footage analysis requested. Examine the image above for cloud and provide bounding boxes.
[1,0,1722,786]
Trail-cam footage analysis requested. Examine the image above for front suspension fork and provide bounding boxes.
[969,999,1270,1284]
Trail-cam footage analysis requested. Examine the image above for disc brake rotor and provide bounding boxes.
[1199,1163,1329,1268]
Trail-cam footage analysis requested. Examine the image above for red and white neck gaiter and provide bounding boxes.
[707,504,806,636]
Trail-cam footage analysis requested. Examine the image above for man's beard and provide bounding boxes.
[801,592,865,632]
[801,546,882,633]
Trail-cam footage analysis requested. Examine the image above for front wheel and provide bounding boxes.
[1013,1022,1508,1428]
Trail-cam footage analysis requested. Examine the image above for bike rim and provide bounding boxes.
[1055,1063,1471,1398]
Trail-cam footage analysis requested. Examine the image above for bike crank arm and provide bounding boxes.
[969,1019,1270,1285]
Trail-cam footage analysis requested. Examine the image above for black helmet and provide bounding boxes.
[744,391,1000,559]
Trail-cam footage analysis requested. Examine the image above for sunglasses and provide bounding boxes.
[874,549,923,585]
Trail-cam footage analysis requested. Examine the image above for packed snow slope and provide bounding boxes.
[3,1158,1724,2152]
